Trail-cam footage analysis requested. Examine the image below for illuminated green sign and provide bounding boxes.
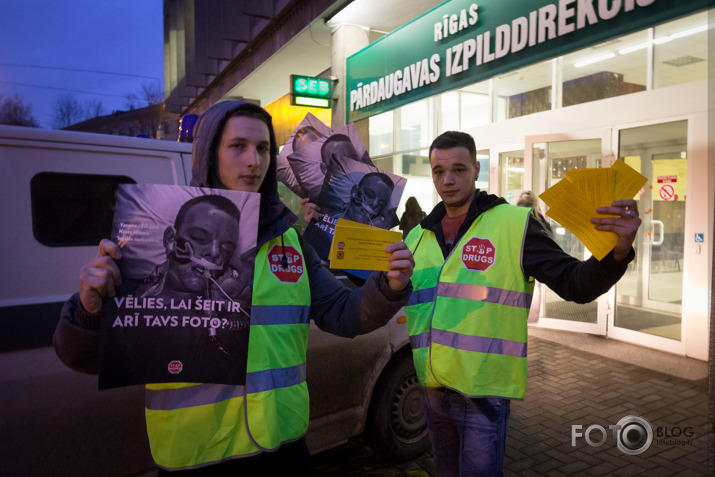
[291,75,332,108]
[346,0,709,121]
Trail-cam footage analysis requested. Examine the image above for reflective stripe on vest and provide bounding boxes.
[404,204,533,399]
[144,228,311,470]
[145,364,307,410]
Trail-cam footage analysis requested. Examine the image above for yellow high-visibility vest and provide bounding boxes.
[405,204,533,399]
[145,228,311,470]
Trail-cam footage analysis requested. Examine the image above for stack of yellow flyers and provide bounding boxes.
[329,218,402,271]
[539,160,647,261]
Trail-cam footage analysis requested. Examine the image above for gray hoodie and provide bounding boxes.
[189,100,293,249]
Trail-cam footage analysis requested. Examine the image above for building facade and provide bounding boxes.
[163,0,712,360]
[65,103,180,140]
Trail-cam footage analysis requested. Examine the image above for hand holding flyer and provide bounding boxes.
[539,160,647,260]
[284,117,406,276]
[329,219,403,271]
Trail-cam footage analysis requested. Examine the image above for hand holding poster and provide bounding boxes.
[277,117,406,276]
[302,151,406,269]
[99,184,259,389]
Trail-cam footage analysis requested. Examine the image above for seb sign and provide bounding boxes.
[267,245,304,283]
[291,75,332,108]
[461,237,496,271]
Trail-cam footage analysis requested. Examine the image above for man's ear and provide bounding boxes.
[164,227,177,254]
[474,160,480,182]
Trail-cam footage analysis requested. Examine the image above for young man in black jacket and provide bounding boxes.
[403,131,641,477]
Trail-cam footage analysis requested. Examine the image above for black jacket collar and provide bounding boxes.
[420,190,508,256]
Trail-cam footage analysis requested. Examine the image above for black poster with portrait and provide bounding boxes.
[301,152,406,270]
[98,184,259,389]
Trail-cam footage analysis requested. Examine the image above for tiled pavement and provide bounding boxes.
[503,335,708,477]
[313,334,710,476]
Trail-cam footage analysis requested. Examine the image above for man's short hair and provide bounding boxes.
[429,131,477,163]
[358,172,394,192]
[321,134,353,161]
[225,107,271,131]
[174,195,240,230]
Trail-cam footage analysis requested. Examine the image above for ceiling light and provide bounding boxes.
[618,42,649,55]
[574,53,616,68]
[670,24,708,38]
[617,23,711,55]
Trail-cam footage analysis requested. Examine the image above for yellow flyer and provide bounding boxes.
[329,219,402,271]
[539,160,647,261]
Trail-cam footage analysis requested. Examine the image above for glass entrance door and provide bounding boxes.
[613,121,686,345]
[498,149,525,204]
[525,123,687,352]
[525,132,611,335]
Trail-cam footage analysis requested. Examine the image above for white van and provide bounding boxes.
[0,125,428,476]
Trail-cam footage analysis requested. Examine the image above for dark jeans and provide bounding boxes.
[156,438,316,476]
[424,388,511,477]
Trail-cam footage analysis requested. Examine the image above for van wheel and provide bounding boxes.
[365,352,430,461]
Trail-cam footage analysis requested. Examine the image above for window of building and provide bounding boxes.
[31,172,135,247]
[440,84,491,132]
[368,110,394,157]
[654,10,709,88]
[398,99,433,153]
[494,61,553,119]
[476,149,490,192]
[499,150,525,204]
[439,91,461,132]
[396,151,430,177]
[372,155,397,175]
[561,29,648,108]
[461,89,491,129]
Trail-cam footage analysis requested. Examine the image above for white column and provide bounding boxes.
[330,24,370,128]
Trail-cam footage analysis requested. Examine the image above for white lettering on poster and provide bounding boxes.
[111,296,243,328]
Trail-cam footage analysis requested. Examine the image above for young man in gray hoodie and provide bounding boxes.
[53,101,414,475]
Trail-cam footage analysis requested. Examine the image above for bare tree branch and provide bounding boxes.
[0,95,39,127]
[84,99,105,119]
[53,93,84,128]
[125,81,163,109]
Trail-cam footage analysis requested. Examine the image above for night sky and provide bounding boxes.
[0,0,164,128]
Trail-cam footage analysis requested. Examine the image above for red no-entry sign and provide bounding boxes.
[659,184,675,201]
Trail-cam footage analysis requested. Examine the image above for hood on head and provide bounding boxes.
[189,100,296,241]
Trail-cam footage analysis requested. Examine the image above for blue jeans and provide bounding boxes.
[424,388,511,477]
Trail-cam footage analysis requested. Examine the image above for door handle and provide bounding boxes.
[651,219,664,245]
